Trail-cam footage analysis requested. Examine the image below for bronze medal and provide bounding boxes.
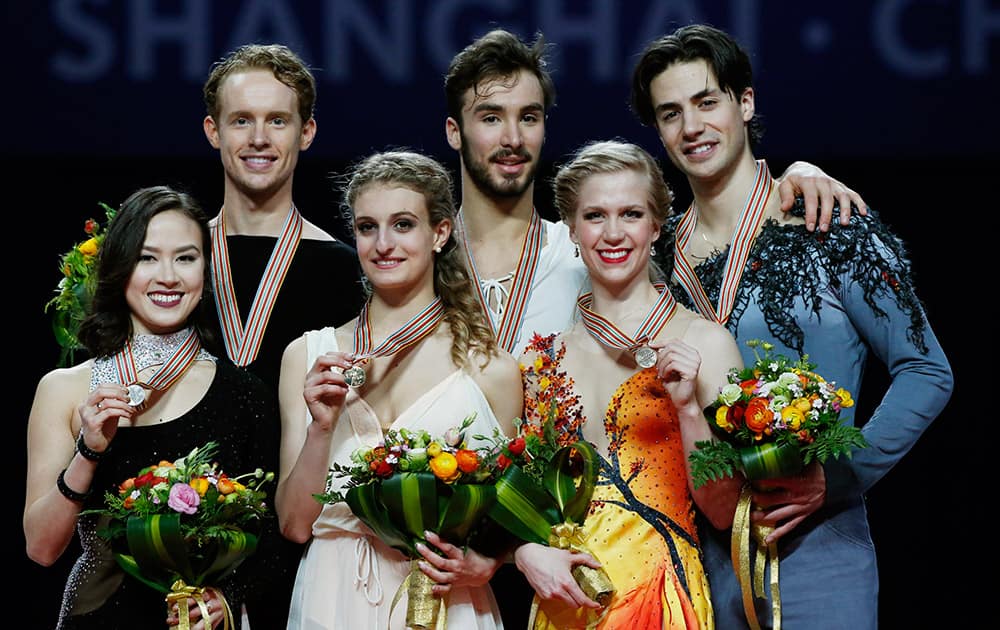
[634,346,657,369]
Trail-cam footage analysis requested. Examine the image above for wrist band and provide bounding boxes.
[76,432,108,462]
[57,469,91,502]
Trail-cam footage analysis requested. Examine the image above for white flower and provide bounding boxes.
[719,383,743,405]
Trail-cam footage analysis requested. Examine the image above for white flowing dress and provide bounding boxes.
[287,326,505,630]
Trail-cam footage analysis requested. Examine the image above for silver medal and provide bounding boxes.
[126,383,147,407]
[634,346,657,369]
[343,365,366,388]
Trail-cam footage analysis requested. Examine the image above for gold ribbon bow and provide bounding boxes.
[165,579,234,630]
[524,521,615,629]
[731,485,781,630]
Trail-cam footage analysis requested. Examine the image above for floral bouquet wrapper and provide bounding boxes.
[85,442,272,630]
[688,340,869,630]
[485,436,615,612]
[316,415,497,629]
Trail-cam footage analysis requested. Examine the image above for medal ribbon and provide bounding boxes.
[576,282,677,359]
[672,160,773,325]
[458,209,544,353]
[112,328,202,393]
[211,205,303,366]
[352,297,445,361]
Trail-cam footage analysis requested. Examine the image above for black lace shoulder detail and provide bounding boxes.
[656,204,929,354]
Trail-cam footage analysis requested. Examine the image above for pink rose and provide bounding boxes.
[167,483,201,515]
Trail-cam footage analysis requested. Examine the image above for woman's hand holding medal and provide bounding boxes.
[77,383,134,455]
[303,351,356,431]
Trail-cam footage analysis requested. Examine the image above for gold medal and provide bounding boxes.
[634,346,657,369]
[343,365,366,388]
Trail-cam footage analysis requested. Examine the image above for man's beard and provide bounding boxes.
[460,136,537,199]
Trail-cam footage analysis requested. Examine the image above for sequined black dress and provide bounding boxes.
[57,360,279,629]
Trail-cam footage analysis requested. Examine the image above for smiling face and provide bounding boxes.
[446,69,545,199]
[569,169,661,291]
[126,210,206,335]
[352,184,451,298]
[203,69,316,202]
[649,59,754,186]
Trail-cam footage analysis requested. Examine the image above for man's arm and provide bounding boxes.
[776,161,868,232]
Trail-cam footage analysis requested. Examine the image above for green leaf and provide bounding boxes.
[689,439,741,489]
[437,483,496,544]
[546,441,599,524]
[345,483,413,555]
[489,465,562,544]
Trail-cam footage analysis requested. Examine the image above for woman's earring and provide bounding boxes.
[650,244,656,257]
[573,244,580,258]
[434,245,442,253]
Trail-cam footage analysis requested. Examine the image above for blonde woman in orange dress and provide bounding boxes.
[513,140,744,629]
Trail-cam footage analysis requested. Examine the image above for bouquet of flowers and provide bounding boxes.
[475,411,615,611]
[689,339,869,489]
[45,202,116,367]
[83,441,273,630]
[315,413,498,630]
[689,340,868,630]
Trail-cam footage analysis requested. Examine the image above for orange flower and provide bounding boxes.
[739,378,758,395]
[216,476,236,495]
[118,477,135,494]
[455,449,479,474]
[744,398,773,433]
[429,452,460,483]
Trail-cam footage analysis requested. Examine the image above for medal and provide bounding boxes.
[343,364,366,388]
[577,283,677,370]
[634,346,657,369]
[349,298,445,389]
[111,329,202,411]
[126,383,147,407]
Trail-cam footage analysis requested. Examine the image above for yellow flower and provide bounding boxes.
[781,405,805,430]
[189,477,210,496]
[792,397,812,413]
[715,406,733,431]
[78,237,99,256]
[538,376,551,390]
[836,388,854,408]
[426,442,442,458]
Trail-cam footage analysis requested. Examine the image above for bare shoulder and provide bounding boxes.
[301,219,336,241]
[668,307,741,365]
[471,348,520,386]
[36,361,91,396]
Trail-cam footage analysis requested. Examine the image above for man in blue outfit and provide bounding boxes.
[630,23,953,629]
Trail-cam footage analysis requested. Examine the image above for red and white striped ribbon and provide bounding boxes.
[671,160,773,325]
[210,205,303,366]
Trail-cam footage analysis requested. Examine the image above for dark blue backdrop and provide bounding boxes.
[10,0,999,160]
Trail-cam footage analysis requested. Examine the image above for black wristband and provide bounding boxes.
[76,432,108,462]
[57,469,91,502]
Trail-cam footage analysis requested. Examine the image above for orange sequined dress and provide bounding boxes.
[521,335,713,630]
